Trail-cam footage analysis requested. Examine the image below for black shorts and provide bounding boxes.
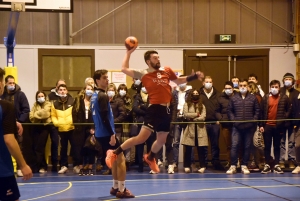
[96,135,121,153]
[0,175,20,201]
[143,104,171,132]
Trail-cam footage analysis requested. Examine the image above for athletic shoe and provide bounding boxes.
[116,188,135,198]
[279,162,285,169]
[143,154,160,173]
[88,169,94,176]
[288,160,295,169]
[274,165,284,174]
[241,165,250,174]
[149,170,158,174]
[157,159,163,167]
[261,164,271,174]
[110,187,118,196]
[184,167,191,173]
[248,161,259,171]
[73,166,80,174]
[17,170,23,177]
[168,164,174,174]
[226,165,237,174]
[198,167,206,173]
[78,169,84,176]
[96,164,103,172]
[106,150,117,169]
[292,166,300,174]
[39,168,47,173]
[58,166,68,174]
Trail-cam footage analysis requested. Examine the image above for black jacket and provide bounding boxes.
[72,97,93,136]
[227,92,260,130]
[260,93,291,129]
[215,91,236,127]
[199,86,220,121]
[132,93,149,124]
[110,96,126,133]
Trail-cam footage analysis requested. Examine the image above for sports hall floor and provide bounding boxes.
[17,165,300,201]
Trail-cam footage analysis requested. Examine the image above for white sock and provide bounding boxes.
[113,180,118,189]
[118,181,125,192]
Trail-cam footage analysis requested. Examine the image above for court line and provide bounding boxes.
[103,184,300,201]
[22,182,72,201]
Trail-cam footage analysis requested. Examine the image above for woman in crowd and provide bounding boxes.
[29,91,52,173]
[181,89,208,173]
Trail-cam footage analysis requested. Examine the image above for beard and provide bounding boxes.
[150,61,161,69]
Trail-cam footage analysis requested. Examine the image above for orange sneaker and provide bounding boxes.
[116,188,135,198]
[143,154,160,173]
[106,150,117,169]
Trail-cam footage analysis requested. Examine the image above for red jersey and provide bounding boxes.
[133,66,177,104]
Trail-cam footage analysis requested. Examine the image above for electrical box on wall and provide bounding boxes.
[215,34,236,44]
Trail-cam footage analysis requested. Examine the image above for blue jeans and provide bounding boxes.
[204,124,220,163]
[231,126,256,166]
[173,125,183,165]
[295,127,300,165]
[280,126,295,162]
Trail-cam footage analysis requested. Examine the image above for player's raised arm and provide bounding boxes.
[173,69,204,85]
[121,37,138,78]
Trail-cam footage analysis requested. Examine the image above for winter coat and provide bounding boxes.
[1,84,30,123]
[199,86,220,121]
[279,86,299,127]
[227,92,260,130]
[72,97,93,136]
[215,91,236,128]
[110,96,126,133]
[51,96,75,132]
[29,100,52,125]
[260,93,291,129]
[132,92,149,123]
[48,88,72,102]
[181,103,208,147]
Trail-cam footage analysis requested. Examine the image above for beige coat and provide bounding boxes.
[181,103,208,147]
[29,101,52,125]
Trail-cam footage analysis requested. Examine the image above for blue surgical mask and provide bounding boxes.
[141,87,147,94]
[239,88,247,94]
[233,82,238,88]
[225,89,233,96]
[7,85,15,91]
[119,90,126,97]
[37,97,45,103]
[107,91,115,97]
[284,80,292,87]
[270,88,279,95]
[134,79,141,86]
[204,83,212,89]
[85,90,93,97]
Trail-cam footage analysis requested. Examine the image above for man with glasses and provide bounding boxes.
[226,79,260,174]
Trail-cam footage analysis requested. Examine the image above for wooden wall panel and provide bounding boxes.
[256,0,272,44]
[225,0,240,43]
[81,0,99,44]
[178,0,193,44]
[240,0,256,44]
[146,0,162,44]
[31,13,49,45]
[17,12,33,44]
[272,0,289,43]
[209,0,225,43]
[193,0,209,44]
[114,0,131,43]
[97,0,115,44]
[130,0,146,44]
[162,0,177,44]
[72,0,83,43]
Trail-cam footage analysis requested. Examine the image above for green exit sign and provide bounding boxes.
[220,35,231,42]
[215,34,236,43]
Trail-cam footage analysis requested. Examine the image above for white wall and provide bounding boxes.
[0,45,296,107]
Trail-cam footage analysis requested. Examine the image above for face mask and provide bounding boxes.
[59,94,67,98]
[119,90,126,97]
[141,87,147,94]
[107,91,115,97]
[192,94,200,101]
[225,89,233,96]
[239,88,247,94]
[204,83,212,89]
[179,83,186,89]
[85,90,93,97]
[233,82,238,88]
[134,79,141,86]
[270,88,279,95]
[37,97,45,103]
[284,80,292,87]
[7,85,15,91]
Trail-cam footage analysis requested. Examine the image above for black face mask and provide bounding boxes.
[192,94,200,101]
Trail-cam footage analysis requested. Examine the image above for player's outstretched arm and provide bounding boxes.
[121,47,137,78]
[173,69,204,85]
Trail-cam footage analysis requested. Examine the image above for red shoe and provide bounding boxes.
[116,188,135,198]
[106,150,117,169]
[110,187,118,196]
[143,154,160,173]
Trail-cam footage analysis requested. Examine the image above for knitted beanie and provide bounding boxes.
[283,73,294,79]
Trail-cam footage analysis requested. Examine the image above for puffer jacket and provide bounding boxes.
[260,93,291,129]
[215,91,236,128]
[30,100,52,125]
[181,103,208,147]
[227,92,260,130]
[51,96,75,132]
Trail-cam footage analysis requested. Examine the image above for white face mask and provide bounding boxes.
[233,82,238,88]
[7,85,15,91]
[107,91,115,97]
[225,89,233,96]
[119,90,126,97]
[284,80,292,87]
[37,97,45,103]
[270,88,279,95]
[59,94,67,98]
[179,83,186,89]
[239,88,247,94]
[134,79,141,86]
[85,89,93,97]
[141,87,147,94]
[204,82,212,89]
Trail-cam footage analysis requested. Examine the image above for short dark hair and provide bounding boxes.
[144,50,158,64]
[231,76,239,80]
[93,69,108,86]
[270,79,281,87]
[224,81,233,88]
[55,79,66,87]
[57,84,67,90]
[248,73,258,80]
[5,75,14,83]
[0,68,5,82]
[239,78,248,83]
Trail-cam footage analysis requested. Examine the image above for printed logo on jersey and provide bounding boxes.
[152,71,168,86]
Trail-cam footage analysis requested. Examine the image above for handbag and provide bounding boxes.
[84,135,103,155]
[253,127,265,149]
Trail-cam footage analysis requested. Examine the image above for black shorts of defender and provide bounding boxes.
[143,104,171,132]
[0,175,20,201]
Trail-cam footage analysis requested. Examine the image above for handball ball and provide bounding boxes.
[125,36,138,50]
